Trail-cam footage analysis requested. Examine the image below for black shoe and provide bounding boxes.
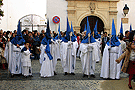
[64,72,68,75]
[16,74,22,77]
[128,84,133,89]
[11,74,14,78]
[71,73,75,75]
[29,75,33,77]
[24,76,28,78]
[29,69,31,73]
[83,74,87,77]
[90,74,96,78]
[54,71,57,75]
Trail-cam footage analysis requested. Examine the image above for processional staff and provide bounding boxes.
[108,34,112,78]
[68,32,72,74]
[88,33,91,78]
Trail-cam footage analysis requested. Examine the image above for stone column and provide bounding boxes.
[109,1,118,34]
[74,26,80,33]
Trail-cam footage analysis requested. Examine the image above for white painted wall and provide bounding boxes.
[1,0,134,34]
[47,0,67,32]
[0,0,47,31]
[117,0,135,35]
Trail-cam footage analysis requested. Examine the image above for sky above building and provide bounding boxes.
[0,0,47,31]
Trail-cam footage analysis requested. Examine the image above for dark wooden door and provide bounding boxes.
[80,16,104,33]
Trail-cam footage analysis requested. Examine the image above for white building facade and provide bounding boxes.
[0,0,47,31]
[47,0,68,32]
[117,0,135,35]
[47,0,135,34]
[0,0,134,34]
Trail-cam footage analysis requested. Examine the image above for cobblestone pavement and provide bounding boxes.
[0,58,129,90]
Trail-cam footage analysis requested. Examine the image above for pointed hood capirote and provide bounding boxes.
[41,19,52,45]
[70,21,77,39]
[55,23,62,40]
[130,24,132,32]
[94,20,101,39]
[11,20,25,45]
[81,17,96,43]
[120,21,123,36]
[107,19,120,47]
[84,24,86,32]
[62,18,76,42]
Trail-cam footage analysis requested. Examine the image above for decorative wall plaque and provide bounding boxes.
[89,2,96,14]
[121,18,128,24]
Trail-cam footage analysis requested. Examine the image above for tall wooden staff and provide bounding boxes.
[108,34,112,78]
[58,33,61,57]
[7,41,11,77]
[68,32,72,74]
[88,33,91,78]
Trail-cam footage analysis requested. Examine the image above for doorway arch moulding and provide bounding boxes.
[66,0,119,34]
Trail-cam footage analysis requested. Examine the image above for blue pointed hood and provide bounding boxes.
[120,21,123,35]
[71,21,74,34]
[45,19,52,39]
[130,24,132,32]
[71,21,77,39]
[55,23,62,40]
[17,20,22,36]
[84,24,86,32]
[11,20,25,45]
[41,35,52,45]
[62,18,70,42]
[86,17,91,36]
[112,19,116,36]
[107,19,120,47]
[66,18,71,36]
[62,18,76,42]
[41,19,52,45]
[94,20,101,39]
[81,17,96,43]
[45,40,53,60]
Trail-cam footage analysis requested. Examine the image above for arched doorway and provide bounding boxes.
[80,16,104,33]
[19,14,46,33]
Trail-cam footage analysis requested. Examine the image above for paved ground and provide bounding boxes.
[0,58,133,90]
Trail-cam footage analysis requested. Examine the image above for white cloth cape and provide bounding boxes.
[55,39,61,59]
[40,43,57,72]
[4,42,11,64]
[95,38,101,62]
[40,52,54,77]
[21,49,32,76]
[39,44,46,64]
[51,42,58,72]
[80,42,98,75]
[5,43,24,74]
[100,44,122,79]
[60,41,78,73]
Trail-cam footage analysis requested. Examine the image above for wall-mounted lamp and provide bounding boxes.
[123,4,129,17]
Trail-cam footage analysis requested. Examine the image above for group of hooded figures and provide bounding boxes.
[4,17,125,79]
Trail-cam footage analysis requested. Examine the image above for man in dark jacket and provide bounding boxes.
[101,32,110,55]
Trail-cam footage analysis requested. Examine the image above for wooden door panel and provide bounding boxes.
[80,16,104,34]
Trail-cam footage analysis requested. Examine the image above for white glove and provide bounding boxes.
[87,45,93,49]
[88,33,90,37]
[58,39,61,43]
[68,41,73,46]
[108,46,111,50]
[70,32,72,37]
[51,39,55,44]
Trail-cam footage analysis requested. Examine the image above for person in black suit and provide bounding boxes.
[101,32,110,55]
